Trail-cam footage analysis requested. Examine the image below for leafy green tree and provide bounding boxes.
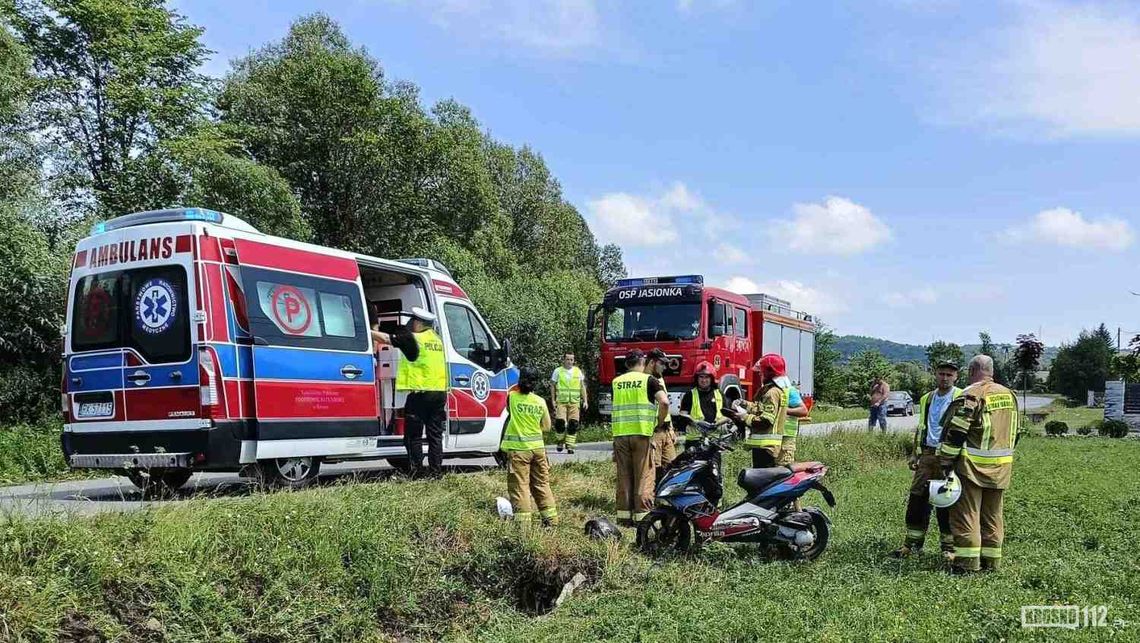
[1047,324,1116,402]
[812,323,844,404]
[1014,333,1045,408]
[1111,334,1140,382]
[846,349,894,407]
[925,340,964,372]
[893,361,934,400]
[12,0,211,215]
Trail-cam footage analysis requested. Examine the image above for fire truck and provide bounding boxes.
[588,275,816,416]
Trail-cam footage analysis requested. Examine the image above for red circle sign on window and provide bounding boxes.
[271,285,312,334]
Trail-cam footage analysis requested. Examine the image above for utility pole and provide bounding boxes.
[1119,327,1123,351]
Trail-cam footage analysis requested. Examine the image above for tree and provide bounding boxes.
[1111,334,1140,382]
[812,323,844,404]
[925,340,964,372]
[977,331,1011,385]
[1014,333,1045,410]
[893,360,934,400]
[1047,325,1116,402]
[12,0,211,215]
[845,349,895,407]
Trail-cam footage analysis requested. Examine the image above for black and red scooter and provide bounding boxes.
[637,413,836,560]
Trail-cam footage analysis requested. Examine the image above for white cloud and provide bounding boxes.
[778,196,891,255]
[716,243,750,264]
[933,2,1140,136]
[417,0,603,56]
[586,181,726,248]
[723,277,846,317]
[882,287,939,309]
[1005,207,1134,251]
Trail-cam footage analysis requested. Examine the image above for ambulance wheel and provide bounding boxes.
[493,451,509,469]
[257,457,321,489]
[125,468,191,498]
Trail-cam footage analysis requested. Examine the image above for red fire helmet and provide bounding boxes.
[693,360,717,383]
[752,353,787,378]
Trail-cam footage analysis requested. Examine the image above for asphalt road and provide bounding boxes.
[0,395,1054,518]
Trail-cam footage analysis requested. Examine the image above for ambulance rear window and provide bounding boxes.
[71,266,191,363]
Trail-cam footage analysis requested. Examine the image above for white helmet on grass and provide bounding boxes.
[929,471,962,508]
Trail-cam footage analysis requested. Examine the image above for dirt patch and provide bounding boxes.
[58,609,104,643]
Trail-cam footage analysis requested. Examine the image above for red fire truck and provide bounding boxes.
[588,275,816,416]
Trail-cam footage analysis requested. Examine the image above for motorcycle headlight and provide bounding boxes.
[658,482,686,497]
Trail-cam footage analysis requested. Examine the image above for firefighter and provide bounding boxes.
[612,349,670,526]
[891,360,963,560]
[938,355,1019,573]
[549,353,587,454]
[679,361,723,449]
[727,354,787,469]
[775,375,809,467]
[644,348,676,481]
[371,307,448,478]
[501,368,558,526]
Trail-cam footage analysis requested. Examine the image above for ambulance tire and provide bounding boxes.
[125,468,191,498]
[256,456,321,489]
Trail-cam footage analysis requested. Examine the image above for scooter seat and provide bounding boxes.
[737,467,792,496]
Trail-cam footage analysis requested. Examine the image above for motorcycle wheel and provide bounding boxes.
[793,509,831,561]
[636,509,693,555]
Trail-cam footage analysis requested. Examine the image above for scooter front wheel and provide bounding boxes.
[636,509,693,555]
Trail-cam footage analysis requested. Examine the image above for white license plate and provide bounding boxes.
[77,402,114,418]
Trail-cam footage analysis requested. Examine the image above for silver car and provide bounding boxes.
[885,391,915,416]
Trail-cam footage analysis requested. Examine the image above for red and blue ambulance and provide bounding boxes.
[61,208,517,489]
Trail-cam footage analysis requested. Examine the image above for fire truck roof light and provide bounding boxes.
[615,275,704,288]
[90,208,259,235]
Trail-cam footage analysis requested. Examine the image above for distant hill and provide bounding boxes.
[835,335,1060,366]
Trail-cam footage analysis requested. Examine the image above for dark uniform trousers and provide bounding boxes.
[405,391,447,476]
[905,449,953,550]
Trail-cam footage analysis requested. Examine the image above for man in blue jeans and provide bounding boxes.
[868,376,890,432]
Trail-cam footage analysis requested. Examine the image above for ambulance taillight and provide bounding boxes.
[198,347,219,419]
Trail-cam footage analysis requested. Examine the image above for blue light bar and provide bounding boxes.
[615,275,704,288]
[90,208,224,235]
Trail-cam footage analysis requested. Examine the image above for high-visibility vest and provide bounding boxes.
[686,387,722,422]
[783,386,800,438]
[501,392,547,451]
[914,387,963,450]
[611,371,656,438]
[396,329,448,392]
[554,366,584,404]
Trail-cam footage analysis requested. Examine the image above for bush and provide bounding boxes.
[1044,420,1068,436]
[1097,419,1130,438]
[1077,425,1093,436]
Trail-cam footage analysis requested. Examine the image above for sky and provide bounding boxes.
[172,0,1140,347]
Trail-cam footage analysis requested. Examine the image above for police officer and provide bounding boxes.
[612,350,670,526]
[501,368,558,526]
[938,355,1019,573]
[644,348,676,481]
[727,354,788,469]
[371,307,448,478]
[549,353,587,454]
[891,360,962,560]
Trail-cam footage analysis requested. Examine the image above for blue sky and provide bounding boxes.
[173,0,1140,347]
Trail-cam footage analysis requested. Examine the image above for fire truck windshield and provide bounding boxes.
[604,303,701,342]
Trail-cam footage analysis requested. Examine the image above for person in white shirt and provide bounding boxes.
[891,361,963,560]
[549,353,587,454]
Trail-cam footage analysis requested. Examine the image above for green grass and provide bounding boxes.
[1024,399,1105,435]
[543,422,610,445]
[1,432,1137,641]
[0,422,95,486]
[805,404,869,424]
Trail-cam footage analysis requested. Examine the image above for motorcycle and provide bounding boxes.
[637,414,836,560]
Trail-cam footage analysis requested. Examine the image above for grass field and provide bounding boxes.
[805,405,869,424]
[0,422,88,486]
[1,431,1136,641]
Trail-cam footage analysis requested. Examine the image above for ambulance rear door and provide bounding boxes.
[233,238,378,457]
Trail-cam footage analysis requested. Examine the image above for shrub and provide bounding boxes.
[1044,420,1069,437]
[1076,425,1093,436]
[1097,419,1130,438]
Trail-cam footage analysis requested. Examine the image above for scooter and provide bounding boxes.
[637,415,836,560]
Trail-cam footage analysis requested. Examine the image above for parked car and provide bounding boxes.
[885,391,914,416]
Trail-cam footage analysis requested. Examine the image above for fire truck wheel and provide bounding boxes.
[257,457,321,489]
[125,468,191,498]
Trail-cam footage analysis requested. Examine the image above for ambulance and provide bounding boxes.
[61,208,517,490]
